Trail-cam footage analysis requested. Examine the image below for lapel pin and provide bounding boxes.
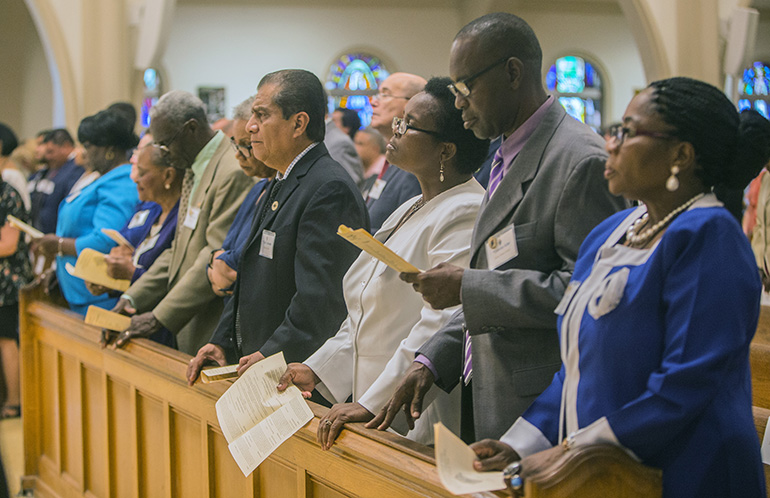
[488,236,499,250]
[271,201,279,211]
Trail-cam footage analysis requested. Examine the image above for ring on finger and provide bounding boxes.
[324,419,332,427]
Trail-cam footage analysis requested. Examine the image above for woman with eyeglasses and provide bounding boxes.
[276,77,488,449]
[471,77,770,498]
[37,110,140,315]
[86,134,183,347]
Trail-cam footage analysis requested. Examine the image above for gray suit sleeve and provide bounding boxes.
[416,309,465,393]
[462,154,625,334]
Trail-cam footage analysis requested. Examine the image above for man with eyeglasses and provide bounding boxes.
[111,90,254,355]
[206,95,276,298]
[365,72,426,232]
[368,13,626,444]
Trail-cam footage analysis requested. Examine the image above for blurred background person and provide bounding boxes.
[0,173,33,418]
[354,127,387,196]
[325,108,364,187]
[27,129,84,235]
[471,79,770,498]
[278,77,488,448]
[36,110,139,315]
[332,107,361,140]
[0,124,30,211]
[207,96,274,297]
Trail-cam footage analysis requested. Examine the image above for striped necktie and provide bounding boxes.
[176,168,195,238]
[486,148,505,197]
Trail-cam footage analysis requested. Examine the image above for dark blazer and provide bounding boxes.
[118,201,179,283]
[210,143,369,364]
[418,102,627,441]
[366,165,422,233]
[28,158,84,233]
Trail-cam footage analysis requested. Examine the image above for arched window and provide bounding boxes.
[140,68,162,129]
[546,55,604,131]
[738,61,769,119]
[325,53,390,128]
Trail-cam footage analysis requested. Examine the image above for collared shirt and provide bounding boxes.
[491,95,554,196]
[277,142,319,181]
[188,130,225,201]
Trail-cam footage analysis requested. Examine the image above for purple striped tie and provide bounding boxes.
[486,148,505,196]
[462,328,473,385]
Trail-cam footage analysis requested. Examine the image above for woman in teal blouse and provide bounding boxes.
[37,110,139,315]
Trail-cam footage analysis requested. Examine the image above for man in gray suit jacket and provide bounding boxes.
[368,13,626,442]
[324,117,365,188]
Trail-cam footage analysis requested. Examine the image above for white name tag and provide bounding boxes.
[37,179,55,195]
[259,230,276,259]
[128,209,150,229]
[183,207,200,230]
[368,178,387,200]
[485,224,518,270]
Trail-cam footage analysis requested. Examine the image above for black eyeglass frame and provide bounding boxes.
[609,124,676,146]
[447,56,512,98]
[229,136,253,158]
[391,116,444,139]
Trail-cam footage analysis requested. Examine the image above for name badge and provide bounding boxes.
[368,179,387,200]
[259,230,276,259]
[485,224,518,270]
[37,179,55,195]
[183,207,201,230]
[128,209,150,229]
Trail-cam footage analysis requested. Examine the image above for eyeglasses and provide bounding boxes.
[374,91,410,102]
[392,117,443,139]
[230,137,252,158]
[608,124,675,146]
[447,56,511,98]
[153,126,185,156]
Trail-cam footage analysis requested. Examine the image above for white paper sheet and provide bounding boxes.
[215,352,313,476]
[434,422,507,495]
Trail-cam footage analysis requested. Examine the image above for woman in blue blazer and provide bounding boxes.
[37,110,139,315]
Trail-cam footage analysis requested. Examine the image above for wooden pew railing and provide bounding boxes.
[20,288,662,498]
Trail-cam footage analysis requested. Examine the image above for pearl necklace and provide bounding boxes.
[626,193,705,247]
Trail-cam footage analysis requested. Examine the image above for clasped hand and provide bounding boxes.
[399,262,464,309]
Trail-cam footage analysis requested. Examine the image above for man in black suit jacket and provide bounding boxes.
[187,70,369,384]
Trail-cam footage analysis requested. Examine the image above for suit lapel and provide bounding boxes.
[170,136,229,281]
[243,143,328,253]
[471,102,567,257]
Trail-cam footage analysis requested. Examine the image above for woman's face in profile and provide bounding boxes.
[604,88,679,202]
[385,92,443,178]
[131,146,169,203]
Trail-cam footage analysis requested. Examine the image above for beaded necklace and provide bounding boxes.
[625,193,705,247]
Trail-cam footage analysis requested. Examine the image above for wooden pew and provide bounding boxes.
[17,288,663,498]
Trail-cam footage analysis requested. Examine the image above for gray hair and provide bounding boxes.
[358,127,386,154]
[232,95,255,121]
[150,90,209,128]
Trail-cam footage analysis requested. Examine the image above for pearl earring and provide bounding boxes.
[439,161,445,182]
[164,184,171,190]
[666,165,680,192]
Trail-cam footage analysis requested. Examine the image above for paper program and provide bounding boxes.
[337,224,421,273]
[215,352,313,476]
[434,422,507,495]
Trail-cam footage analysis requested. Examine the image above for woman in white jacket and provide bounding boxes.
[278,77,489,449]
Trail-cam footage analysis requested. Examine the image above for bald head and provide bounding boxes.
[370,72,427,138]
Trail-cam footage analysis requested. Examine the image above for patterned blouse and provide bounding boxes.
[0,181,33,307]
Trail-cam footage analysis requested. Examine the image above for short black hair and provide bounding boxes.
[648,77,770,194]
[42,128,74,146]
[456,12,543,80]
[423,77,490,174]
[36,129,52,139]
[78,110,139,150]
[0,122,19,157]
[258,70,326,142]
[107,102,138,130]
[334,107,361,139]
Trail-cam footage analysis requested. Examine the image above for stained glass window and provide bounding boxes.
[739,61,770,119]
[140,68,162,129]
[546,56,603,131]
[326,53,390,128]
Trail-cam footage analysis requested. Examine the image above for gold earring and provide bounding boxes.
[164,184,171,190]
[105,150,115,161]
[666,165,680,192]
[439,161,445,182]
